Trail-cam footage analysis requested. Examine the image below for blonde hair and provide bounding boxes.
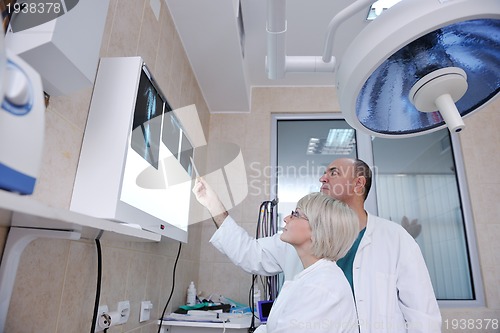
[297,192,359,261]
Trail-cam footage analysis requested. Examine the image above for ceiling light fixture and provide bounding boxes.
[307,129,355,155]
[266,0,500,137]
[326,129,355,147]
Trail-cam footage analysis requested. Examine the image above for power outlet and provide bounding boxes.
[117,300,130,324]
[94,305,109,332]
[140,300,153,322]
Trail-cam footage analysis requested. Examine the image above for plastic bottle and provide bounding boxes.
[253,289,261,316]
[187,281,197,306]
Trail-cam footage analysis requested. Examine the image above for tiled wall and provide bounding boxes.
[1,0,209,332]
[200,87,500,332]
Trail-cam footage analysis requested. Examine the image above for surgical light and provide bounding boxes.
[338,1,500,137]
[266,0,500,137]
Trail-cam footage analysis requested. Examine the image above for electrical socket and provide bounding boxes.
[140,300,153,322]
[94,302,129,331]
[94,305,109,332]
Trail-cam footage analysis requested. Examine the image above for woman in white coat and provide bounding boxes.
[249,192,358,333]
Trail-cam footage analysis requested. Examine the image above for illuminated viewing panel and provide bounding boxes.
[71,57,193,242]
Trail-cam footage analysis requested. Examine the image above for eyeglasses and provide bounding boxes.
[290,210,308,221]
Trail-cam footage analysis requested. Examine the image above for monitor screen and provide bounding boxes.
[72,57,192,241]
[258,300,274,323]
[131,69,165,169]
[162,110,181,160]
[179,131,194,177]
[120,63,192,234]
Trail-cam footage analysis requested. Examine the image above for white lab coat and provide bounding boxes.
[210,213,442,333]
[253,259,358,333]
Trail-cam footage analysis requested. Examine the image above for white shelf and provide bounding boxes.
[0,190,161,242]
[0,190,161,331]
[159,313,254,329]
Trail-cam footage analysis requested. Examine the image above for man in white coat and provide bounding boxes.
[192,158,442,333]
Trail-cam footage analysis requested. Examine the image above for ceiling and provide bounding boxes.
[166,0,372,113]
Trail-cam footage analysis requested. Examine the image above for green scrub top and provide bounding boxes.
[337,227,366,296]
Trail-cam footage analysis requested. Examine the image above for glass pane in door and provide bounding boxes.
[276,119,357,226]
[372,129,473,300]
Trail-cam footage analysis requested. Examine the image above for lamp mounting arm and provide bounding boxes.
[266,0,376,79]
[266,0,335,79]
[322,0,376,63]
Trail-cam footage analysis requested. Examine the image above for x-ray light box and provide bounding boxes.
[71,57,194,242]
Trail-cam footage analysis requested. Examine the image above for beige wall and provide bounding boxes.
[200,87,500,332]
[2,0,209,332]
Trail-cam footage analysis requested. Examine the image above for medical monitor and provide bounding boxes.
[71,57,193,242]
[258,300,274,323]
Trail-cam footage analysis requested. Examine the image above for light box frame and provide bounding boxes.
[71,57,193,242]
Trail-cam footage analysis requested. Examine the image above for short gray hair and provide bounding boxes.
[297,192,359,261]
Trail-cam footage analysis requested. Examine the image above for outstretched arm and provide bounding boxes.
[193,178,291,276]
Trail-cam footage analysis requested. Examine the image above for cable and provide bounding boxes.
[248,199,279,332]
[90,238,103,333]
[248,274,257,332]
[157,242,182,333]
[254,199,279,301]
